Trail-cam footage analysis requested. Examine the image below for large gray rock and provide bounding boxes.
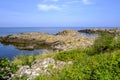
[15,58,73,80]
[56,29,78,36]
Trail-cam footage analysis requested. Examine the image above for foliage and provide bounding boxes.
[87,34,120,55]
[0,58,18,80]
[87,34,115,55]
[13,54,36,66]
[54,49,85,61]
[13,52,55,66]
[111,36,120,49]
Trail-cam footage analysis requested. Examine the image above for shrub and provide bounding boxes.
[0,58,18,80]
[54,49,85,61]
[111,36,120,49]
[13,53,56,66]
[13,54,36,66]
[87,33,115,55]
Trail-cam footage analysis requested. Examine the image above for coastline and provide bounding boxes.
[0,30,95,52]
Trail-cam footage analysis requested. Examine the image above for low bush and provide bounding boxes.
[94,34,114,53]
[0,58,18,80]
[87,34,120,55]
[54,49,85,61]
[111,36,120,49]
[13,54,36,66]
[13,52,56,66]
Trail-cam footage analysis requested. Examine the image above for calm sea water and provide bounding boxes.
[0,27,115,60]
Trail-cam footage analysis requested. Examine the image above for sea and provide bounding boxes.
[0,27,117,60]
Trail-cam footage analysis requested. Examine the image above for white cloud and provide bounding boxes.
[43,0,59,2]
[52,0,59,2]
[82,0,92,5]
[37,0,94,11]
[37,4,61,11]
[65,0,93,5]
[66,0,80,4]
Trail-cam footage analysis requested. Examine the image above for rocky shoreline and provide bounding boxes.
[78,28,120,36]
[0,30,95,52]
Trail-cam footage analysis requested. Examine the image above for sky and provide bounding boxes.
[0,0,120,27]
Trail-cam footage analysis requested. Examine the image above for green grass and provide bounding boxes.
[12,52,56,66]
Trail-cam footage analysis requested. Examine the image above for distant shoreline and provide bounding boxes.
[79,28,120,36]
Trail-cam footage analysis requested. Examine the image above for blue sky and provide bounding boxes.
[0,0,120,27]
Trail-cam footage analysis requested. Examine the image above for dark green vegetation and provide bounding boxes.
[87,34,120,55]
[0,58,18,80]
[1,33,120,80]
